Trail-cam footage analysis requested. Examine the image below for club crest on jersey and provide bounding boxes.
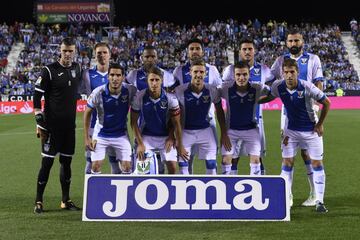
[121,95,128,103]
[300,58,308,65]
[297,91,304,98]
[71,69,76,78]
[253,68,261,76]
[248,93,254,101]
[160,100,168,109]
[202,95,210,103]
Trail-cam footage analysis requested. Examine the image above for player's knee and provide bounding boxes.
[59,155,72,165]
[121,161,132,174]
[205,159,217,170]
[282,158,294,166]
[250,155,260,164]
[92,161,102,172]
[166,161,177,174]
[311,160,323,168]
[41,157,55,170]
[222,155,232,164]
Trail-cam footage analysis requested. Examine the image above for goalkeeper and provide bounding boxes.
[33,37,81,214]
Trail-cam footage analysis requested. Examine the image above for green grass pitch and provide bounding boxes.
[0,110,359,240]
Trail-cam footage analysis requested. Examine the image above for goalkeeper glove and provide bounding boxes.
[35,112,47,130]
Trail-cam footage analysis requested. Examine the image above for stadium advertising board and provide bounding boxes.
[260,96,360,110]
[1,97,360,114]
[0,100,87,114]
[68,13,110,23]
[37,2,110,13]
[82,175,290,221]
[2,95,34,102]
[36,0,111,23]
[38,14,67,23]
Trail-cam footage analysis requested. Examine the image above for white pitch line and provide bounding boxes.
[0,128,84,136]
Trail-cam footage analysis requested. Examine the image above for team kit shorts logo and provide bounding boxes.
[44,143,50,152]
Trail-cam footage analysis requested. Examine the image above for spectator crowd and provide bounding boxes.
[1,19,360,96]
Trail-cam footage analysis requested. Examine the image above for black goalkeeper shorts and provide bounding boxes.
[41,128,75,158]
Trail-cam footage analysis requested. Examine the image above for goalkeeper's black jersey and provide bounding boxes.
[34,61,82,130]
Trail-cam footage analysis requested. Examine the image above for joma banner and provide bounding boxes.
[82,175,290,221]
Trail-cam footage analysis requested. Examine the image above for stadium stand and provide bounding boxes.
[1,19,360,96]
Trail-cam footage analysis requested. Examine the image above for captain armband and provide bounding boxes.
[170,107,181,117]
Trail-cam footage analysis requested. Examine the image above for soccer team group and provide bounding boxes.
[32,29,330,214]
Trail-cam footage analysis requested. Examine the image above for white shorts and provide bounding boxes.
[190,113,219,156]
[222,128,261,157]
[86,127,115,158]
[142,135,177,161]
[281,129,324,160]
[91,135,132,162]
[281,105,320,150]
[180,128,217,161]
[233,119,266,158]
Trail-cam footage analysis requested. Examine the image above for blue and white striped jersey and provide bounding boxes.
[271,52,323,83]
[220,81,270,130]
[83,67,108,95]
[126,67,178,91]
[222,62,274,121]
[270,80,326,132]
[175,83,221,130]
[131,89,179,137]
[82,67,108,128]
[87,83,136,138]
[222,62,274,84]
[173,62,222,86]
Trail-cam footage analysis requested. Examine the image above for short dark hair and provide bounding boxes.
[239,38,255,48]
[94,42,110,52]
[108,63,125,75]
[287,28,302,37]
[282,58,299,71]
[61,37,75,46]
[147,66,163,79]
[144,45,156,51]
[187,38,204,48]
[190,58,206,68]
[234,60,250,71]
